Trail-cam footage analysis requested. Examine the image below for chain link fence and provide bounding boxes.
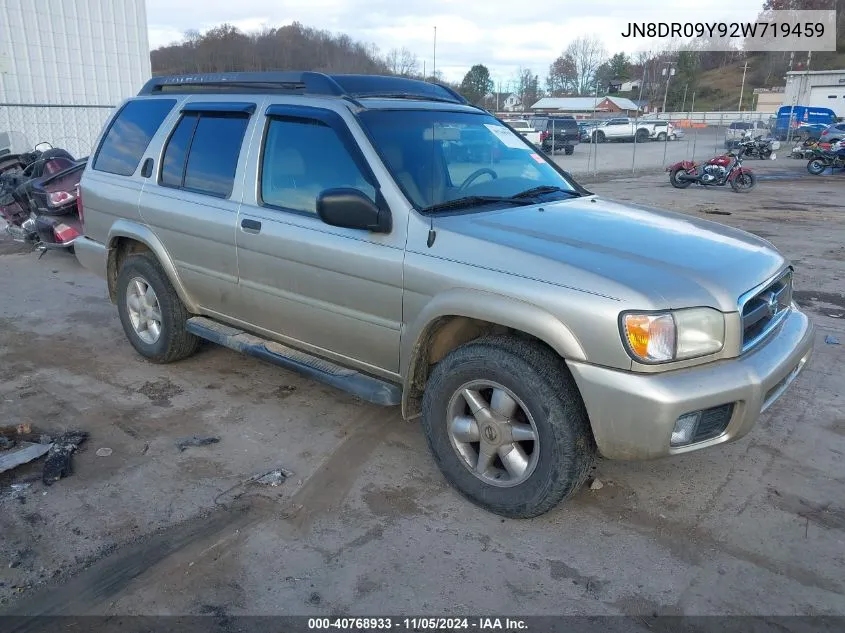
[0,104,115,159]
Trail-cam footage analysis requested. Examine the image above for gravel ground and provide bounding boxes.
[0,158,843,620]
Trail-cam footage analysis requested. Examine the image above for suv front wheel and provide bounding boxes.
[116,252,200,363]
[421,335,596,518]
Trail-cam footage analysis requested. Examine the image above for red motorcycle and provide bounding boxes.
[667,146,757,193]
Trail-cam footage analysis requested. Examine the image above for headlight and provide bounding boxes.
[621,308,725,363]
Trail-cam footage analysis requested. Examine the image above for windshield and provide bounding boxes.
[358,110,577,212]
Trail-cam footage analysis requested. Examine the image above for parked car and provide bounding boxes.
[528,116,579,154]
[819,122,845,144]
[75,72,814,518]
[725,121,770,147]
[588,118,657,143]
[793,123,829,141]
[648,121,681,141]
[504,120,541,145]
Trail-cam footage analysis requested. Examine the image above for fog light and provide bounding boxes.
[671,412,701,447]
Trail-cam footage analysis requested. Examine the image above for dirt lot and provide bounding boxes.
[1,160,843,619]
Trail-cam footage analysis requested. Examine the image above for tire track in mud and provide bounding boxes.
[1,408,397,617]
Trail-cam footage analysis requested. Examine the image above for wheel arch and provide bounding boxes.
[400,289,587,420]
[106,220,200,313]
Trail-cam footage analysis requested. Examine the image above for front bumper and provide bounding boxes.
[567,308,814,460]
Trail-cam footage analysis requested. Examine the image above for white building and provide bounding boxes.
[783,70,845,118]
[0,0,151,157]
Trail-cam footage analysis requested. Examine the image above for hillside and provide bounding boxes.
[150,22,390,77]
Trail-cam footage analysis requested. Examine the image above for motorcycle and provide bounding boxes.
[806,140,845,176]
[667,146,759,193]
[738,135,780,160]
[0,143,84,253]
[791,139,820,159]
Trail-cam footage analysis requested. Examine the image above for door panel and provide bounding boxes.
[233,107,404,375]
[137,101,259,315]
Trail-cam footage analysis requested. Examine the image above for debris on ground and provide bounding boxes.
[253,468,293,487]
[95,447,113,457]
[10,483,31,493]
[0,442,53,474]
[175,436,220,452]
[42,431,89,486]
[704,209,732,215]
[589,478,604,491]
[825,335,840,345]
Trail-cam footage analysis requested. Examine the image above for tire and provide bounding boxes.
[593,131,605,143]
[116,252,199,363]
[807,159,827,175]
[656,132,667,142]
[421,335,596,519]
[669,167,692,189]
[669,134,677,141]
[730,171,756,193]
[564,145,574,156]
[760,149,771,160]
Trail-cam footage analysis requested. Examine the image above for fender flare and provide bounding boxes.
[106,220,200,313]
[727,167,754,181]
[400,288,587,418]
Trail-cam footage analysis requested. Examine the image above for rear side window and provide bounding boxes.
[160,113,249,198]
[94,99,176,176]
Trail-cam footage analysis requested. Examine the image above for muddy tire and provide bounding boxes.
[670,167,692,189]
[116,252,199,363]
[421,335,596,519]
[730,171,756,193]
[807,159,827,175]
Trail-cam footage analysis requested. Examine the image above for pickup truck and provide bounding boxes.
[590,118,656,143]
[505,120,542,146]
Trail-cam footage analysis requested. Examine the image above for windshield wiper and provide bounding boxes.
[509,185,581,199]
[421,196,536,214]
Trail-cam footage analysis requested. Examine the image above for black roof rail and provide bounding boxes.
[137,71,469,105]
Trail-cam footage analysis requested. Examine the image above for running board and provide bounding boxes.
[185,317,401,406]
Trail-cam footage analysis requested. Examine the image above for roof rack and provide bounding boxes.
[138,71,469,105]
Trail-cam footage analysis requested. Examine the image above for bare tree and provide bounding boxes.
[562,35,607,94]
[515,67,540,109]
[385,47,419,77]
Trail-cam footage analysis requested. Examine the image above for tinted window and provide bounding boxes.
[184,115,249,197]
[261,118,375,215]
[94,99,176,176]
[160,113,197,188]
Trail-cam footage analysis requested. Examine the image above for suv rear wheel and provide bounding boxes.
[116,252,199,363]
[421,335,595,518]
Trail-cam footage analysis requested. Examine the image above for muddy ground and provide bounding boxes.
[0,161,843,618]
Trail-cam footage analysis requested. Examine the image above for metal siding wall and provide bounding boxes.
[0,0,148,154]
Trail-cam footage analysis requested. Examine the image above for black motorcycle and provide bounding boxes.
[738,135,780,160]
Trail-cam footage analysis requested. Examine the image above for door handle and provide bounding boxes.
[241,219,261,233]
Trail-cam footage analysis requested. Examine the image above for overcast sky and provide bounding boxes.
[146,0,774,85]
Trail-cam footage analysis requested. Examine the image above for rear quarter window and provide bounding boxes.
[93,99,176,176]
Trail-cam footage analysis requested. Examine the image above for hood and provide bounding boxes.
[431,196,787,311]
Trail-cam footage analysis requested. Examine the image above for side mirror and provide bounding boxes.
[34,142,53,152]
[316,188,391,233]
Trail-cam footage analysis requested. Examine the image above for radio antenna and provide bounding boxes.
[427,25,438,248]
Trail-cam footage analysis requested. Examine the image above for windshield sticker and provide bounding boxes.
[484,124,527,149]
[529,153,544,164]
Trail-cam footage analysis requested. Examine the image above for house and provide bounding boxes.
[530,97,602,116]
[486,92,523,112]
[530,96,641,117]
[608,78,642,93]
[595,96,642,116]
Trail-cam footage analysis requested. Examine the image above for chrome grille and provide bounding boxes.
[740,270,793,353]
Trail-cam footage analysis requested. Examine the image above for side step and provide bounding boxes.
[185,317,402,406]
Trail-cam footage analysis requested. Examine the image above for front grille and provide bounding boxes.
[740,271,793,352]
[692,403,735,443]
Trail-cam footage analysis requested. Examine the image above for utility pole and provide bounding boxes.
[738,60,749,111]
[432,26,437,82]
[661,62,676,114]
[681,83,689,113]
